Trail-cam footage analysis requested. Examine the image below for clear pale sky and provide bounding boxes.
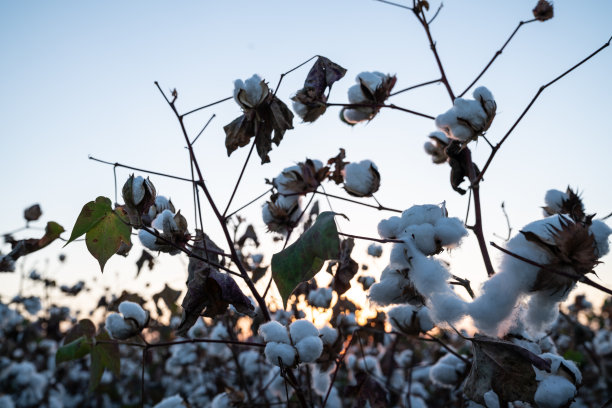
[1,1,611,316]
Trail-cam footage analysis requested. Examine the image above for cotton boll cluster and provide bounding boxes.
[341,71,396,124]
[262,196,302,234]
[146,195,175,223]
[233,74,269,110]
[105,301,149,340]
[307,287,333,309]
[138,209,189,254]
[434,86,496,142]
[429,352,467,388]
[259,319,324,366]
[424,131,450,164]
[342,160,380,197]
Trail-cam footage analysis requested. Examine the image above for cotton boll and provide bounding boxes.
[357,356,381,376]
[153,210,178,236]
[534,375,577,408]
[289,319,319,343]
[343,160,380,197]
[590,220,612,257]
[357,71,386,93]
[403,224,437,255]
[211,393,232,408]
[319,326,338,346]
[408,396,428,408]
[292,100,308,119]
[132,176,146,205]
[436,109,474,142]
[524,290,568,333]
[153,395,185,408]
[296,336,323,362]
[394,349,413,368]
[543,189,568,215]
[429,353,466,388]
[434,217,468,247]
[118,301,148,327]
[402,204,445,227]
[378,216,403,239]
[105,313,137,340]
[238,350,261,378]
[342,108,372,124]
[406,247,452,298]
[389,245,411,268]
[259,321,290,344]
[473,86,496,118]
[0,396,14,408]
[417,307,435,332]
[368,273,409,306]
[264,342,296,366]
[367,243,383,257]
[233,74,267,109]
[539,353,582,384]
[139,229,159,251]
[312,365,331,396]
[307,287,333,308]
[347,84,367,104]
[387,304,418,332]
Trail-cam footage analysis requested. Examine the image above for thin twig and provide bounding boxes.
[490,241,612,296]
[450,274,475,299]
[389,78,442,97]
[181,96,232,117]
[492,201,512,242]
[223,140,257,217]
[372,0,413,11]
[89,156,193,183]
[338,232,403,244]
[474,36,612,184]
[225,188,273,220]
[273,55,319,97]
[191,113,216,145]
[458,19,537,97]
[427,2,443,25]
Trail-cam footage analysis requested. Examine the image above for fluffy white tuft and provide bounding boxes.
[295,336,323,362]
[319,326,338,346]
[534,375,576,408]
[264,342,296,367]
[258,321,290,344]
[343,160,379,197]
[289,319,319,343]
[118,301,148,327]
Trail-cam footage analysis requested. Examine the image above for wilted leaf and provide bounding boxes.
[177,267,255,336]
[464,335,551,404]
[304,56,347,95]
[327,148,348,185]
[24,204,42,222]
[224,115,255,158]
[237,224,259,247]
[446,141,479,195]
[135,250,155,277]
[90,330,120,391]
[152,283,182,315]
[187,230,223,283]
[331,238,359,295]
[0,221,65,272]
[271,212,341,308]
[56,336,92,364]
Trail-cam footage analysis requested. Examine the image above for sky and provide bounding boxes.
[1,1,611,319]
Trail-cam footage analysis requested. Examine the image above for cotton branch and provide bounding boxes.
[338,232,403,244]
[154,81,271,321]
[89,156,194,183]
[473,36,612,185]
[326,102,435,120]
[458,19,537,97]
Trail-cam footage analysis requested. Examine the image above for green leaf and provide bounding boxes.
[56,336,92,364]
[90,330,120,391]
[64,319,96,344]
[85,206,132,272]
[271,211,341,308]
[65,197,113,246]
[563,350,585,365]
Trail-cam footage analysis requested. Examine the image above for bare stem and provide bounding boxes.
[474,37,611,184]
[458,19,537,97]
[389,78,442,97]
[326,102,434,120]
[223,140,256,217]
[181,96,232,117]
[89,156,193,183]
[191,113,216,145]
[338,232,403,244]
[273,55,320,96]
[225,188,273,220]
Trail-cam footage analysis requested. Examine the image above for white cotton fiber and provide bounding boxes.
[139,229,159,251]
[357,71,386,93]
[153,395,184,408]
[378,216,403,239]
[319,326,338,346]
[402,204,445,227]
[343,160,379,197]
[483,389,500,408]
[590,219,612,257]
[434,217,468,247]
[105,313,136,340]
[264,342,296,367]
[312,366,331,396]
[473,86,496,117]
[524,290,568,334]
[308,287,333,308]
[367,243,383,257]
[343,108,371,124]
[534,375,576,408]
[539,353,582,384]
[132,176,146,205]
[119,301,148,327]
[387,305,417,331]
[544,189,568,214]
[259,321,290,344]
[296,336,323,362]
[368,272,407,306]
[403,224,437,255]
[233,74,266,109]
[289,319,319,343]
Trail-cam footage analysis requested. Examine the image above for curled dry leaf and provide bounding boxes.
[330,238,359,296]
[327,148,348,185]
[24,204,42,222]
[533,0,554,21]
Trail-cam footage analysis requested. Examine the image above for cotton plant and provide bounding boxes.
[341,71,396,124]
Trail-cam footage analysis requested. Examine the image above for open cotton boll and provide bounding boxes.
[138,229,159,251]
[347,84,368,104]
[524,290,569,333]
[233,74,267,109]
[105,313,137,340]
[342,108,372,124]
[259,321,290,344]
[401,204,445,227]
[539,353,582,384]
[307,287,333,308]
[367,243,383,257]
[473,86,496,117]
[590,219,612,257]
[343,160,380,197]
[368,272,409,306]
[118,301,148,327]
[289,319,319,343]
[357,71,386,93]
[429,353,466,388]
[296,336,323,362]
[211,393,233,408]
[378,216,403,239]
[132,176,146,205]
[417,307,435,332]
[543,189,568,214]
[436,109,474,142]
[434,217,468,247]
[402,224,437,255]
[319,326,338,346]
[534,375,577,408]
[292,100,308,119]
[264,342,296,367]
